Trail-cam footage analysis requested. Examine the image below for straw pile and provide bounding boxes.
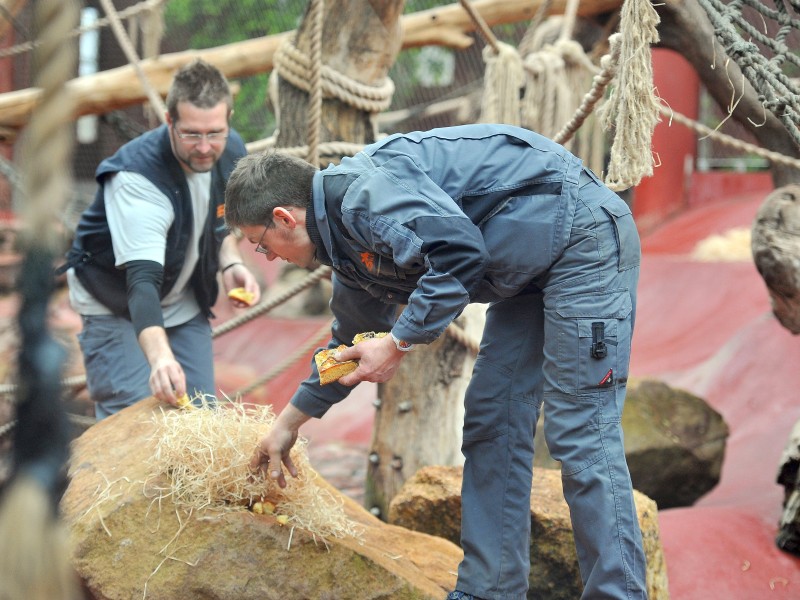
[146,400,362,542]
[692,227,752,262]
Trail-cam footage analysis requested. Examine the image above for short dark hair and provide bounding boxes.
[166,58,233,122]
[225,151,316,230]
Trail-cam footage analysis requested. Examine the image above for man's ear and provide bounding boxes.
[273,207,296,228]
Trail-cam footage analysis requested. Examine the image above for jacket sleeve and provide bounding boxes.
[289,272,397,418]
[344,154,489,345]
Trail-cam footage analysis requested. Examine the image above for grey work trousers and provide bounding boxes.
[456,173,648,599]
[78,311,216,420]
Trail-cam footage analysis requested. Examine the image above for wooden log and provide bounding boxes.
[364,305,483,519]
[275,0,404,151]
[0,0,623,138]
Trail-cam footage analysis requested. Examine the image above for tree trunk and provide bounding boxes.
[656,0,800,187]
[275,0,405,150]
[364,306,484,519]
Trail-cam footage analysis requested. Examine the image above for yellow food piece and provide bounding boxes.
[176,394,196,410]
[251,500,276,515]
[276,514,290,525]
[315,332,388,386]
[227,287,255,306]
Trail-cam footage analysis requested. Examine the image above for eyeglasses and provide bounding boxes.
[254,224,270,255]
[172,125,229,144]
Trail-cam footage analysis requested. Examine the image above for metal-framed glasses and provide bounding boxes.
[172,125,229,144]
[255,224,270,255]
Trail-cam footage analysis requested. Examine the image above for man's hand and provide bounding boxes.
[222,263,261,308]
[249,404,311,488]
[139,326,185,405]
[335,334,405,386]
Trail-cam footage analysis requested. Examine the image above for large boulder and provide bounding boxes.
[534,378,728,508]
[388,465,669,600]
[751,184,800,333]
[60,397,460,600]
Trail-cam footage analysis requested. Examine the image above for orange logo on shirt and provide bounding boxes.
[216,204,225,218]
[360,252,375,271]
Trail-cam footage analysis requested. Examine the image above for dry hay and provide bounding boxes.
[145,399,362,543]
[691,227,752,262]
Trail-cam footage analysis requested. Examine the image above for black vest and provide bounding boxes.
[65,124,246,318]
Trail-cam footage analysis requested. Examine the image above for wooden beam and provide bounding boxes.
[0,0,622,138]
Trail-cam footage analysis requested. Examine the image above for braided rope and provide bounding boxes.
[273,36,394,113]
[553,33,620,146]
[0,0,166,59]
[305,0,324,167]
[211,265,331,338]
[459,0,500,53]
[599,0,662,191]
[659,103,800,170]
[97,0,167,121]
[230,319,333,398]
[246,137,365,161]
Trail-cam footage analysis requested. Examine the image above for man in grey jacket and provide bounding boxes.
[225,124,647,600]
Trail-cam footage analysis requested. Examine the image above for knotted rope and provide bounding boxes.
[598,0,662,191]
[272,35,394,115]
[97,0,167,121]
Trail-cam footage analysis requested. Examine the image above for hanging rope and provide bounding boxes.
[305,0,324,166]
[0,0,167,59]
[553,33,621,146]
[598,0,662,191]
[459,0,524,125]
[97,0,167,121]
[273,36,394,114]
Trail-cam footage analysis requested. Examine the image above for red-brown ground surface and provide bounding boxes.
[210,189,800,598]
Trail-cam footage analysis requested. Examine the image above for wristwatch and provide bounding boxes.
[391,332,414,352]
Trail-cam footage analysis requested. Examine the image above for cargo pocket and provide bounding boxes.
[602,202,640,271]
[554,290,633,405]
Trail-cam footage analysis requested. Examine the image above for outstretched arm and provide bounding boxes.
[249,403,312,488]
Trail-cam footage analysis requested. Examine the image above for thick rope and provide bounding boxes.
[246,138,364,161]
[480,41,524,126]
[273,36,394,113]
[230,319,333,398]
[553,33,621,146]
[459,0,500,53]
[599,0,662,191]
[659,103,800,171]
[211,265,332,338]
[305,0,324,166]
[97,0,167,121]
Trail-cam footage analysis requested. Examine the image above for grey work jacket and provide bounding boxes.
[294,124,584,418]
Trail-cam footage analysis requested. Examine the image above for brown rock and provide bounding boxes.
[388,465,669,600]
[534,377,728,508]
[61,397,460,600]
[751,185,800,334]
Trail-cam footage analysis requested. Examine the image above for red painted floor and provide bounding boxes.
[633,192,800,599]
[209,190,800,598]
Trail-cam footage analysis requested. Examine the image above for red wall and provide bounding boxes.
[632,49,700,233]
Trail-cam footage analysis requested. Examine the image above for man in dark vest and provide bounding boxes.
[64,59,258,420]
